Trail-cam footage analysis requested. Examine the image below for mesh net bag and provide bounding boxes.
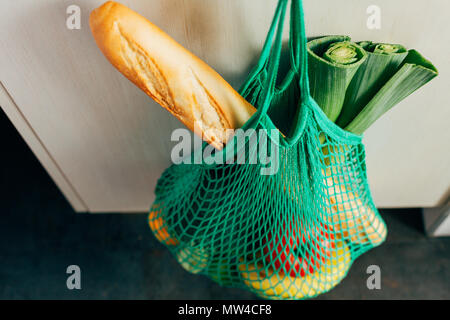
[148,0,387,300]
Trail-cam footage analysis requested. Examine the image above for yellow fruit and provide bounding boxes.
[324,176,387,246]
[238,242,352,300]
[176,244,208,274]
[148,204,179,246]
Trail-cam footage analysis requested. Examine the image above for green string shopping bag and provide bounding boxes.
[149,0,387,300]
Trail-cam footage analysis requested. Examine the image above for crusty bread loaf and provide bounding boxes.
[89,1,256,149]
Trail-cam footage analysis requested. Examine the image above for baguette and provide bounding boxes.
[89,1,256,149]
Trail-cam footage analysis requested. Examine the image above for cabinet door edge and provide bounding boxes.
[0,81,88,212]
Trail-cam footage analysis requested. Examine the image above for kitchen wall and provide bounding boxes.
[0,0,448,212]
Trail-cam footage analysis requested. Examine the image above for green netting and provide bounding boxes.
[148,0,387,300]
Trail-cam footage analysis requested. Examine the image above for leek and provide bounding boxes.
[345,49,438,134]
[307,36,367,122]
[307,36,438,135]
[336,42,409,128]
[307,37,438,249]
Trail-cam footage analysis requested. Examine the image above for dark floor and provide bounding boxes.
[0,109,449,300]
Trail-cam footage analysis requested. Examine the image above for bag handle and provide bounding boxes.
[289,0,310,100]
[246,0,310,124]
[239,0,288,126]
[239,0,288,96]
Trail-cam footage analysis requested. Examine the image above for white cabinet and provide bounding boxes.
[1,0,448,212]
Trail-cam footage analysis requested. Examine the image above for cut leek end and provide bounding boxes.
[307,35,368,69]
[324,41,360,65]
[359,41,407,55]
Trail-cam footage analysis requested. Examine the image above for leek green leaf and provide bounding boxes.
[336,42,408,128]
[345,49,438,135]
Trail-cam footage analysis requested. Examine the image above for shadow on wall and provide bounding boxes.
[157,0,261,88]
